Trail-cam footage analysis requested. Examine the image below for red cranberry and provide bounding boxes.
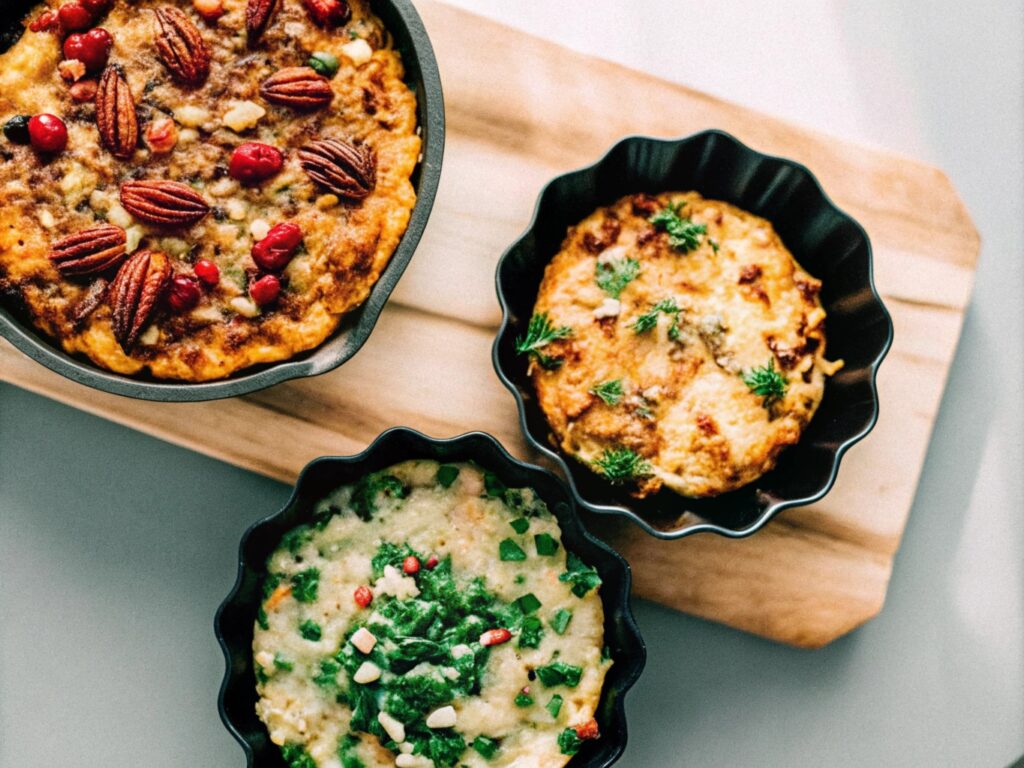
[63,28,112,72]
[303,0,350,27]
[251,222,302,272]
[353,585,373,608]
[228,142,284,185]
[425,555,439,570]
[80,0,113,15]
[402,556,420,575]
[29,10,59,32]
[167,275,201,312]
[57,2,93,31]
[27,114,68,153]
[249,274,281,306]
[194,258,220,286]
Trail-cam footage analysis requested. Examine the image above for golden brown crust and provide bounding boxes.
[0,0,419,380]
[530,192,840,498]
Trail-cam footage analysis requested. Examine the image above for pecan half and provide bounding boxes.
[259,67,333,110]
[298,138,376,200]
[95,65,138,160]
[120,179,210,226]
[153,7,211,86]
[107,249,171,349]
[245,0,277,45]
[49,224,127,276]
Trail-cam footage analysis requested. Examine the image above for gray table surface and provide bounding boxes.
[2,1,1022,766]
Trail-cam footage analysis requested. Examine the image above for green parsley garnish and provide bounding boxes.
[290,568,320,603]
[536,661,583,688]
[281,743,317,768]
[257,606,269,631]
[589,378,624,406]
[307,52,339,78]
[559,552,602,598]
[514,692,534,707]
[514,593,542,614]
[547,694,564,718]
[350,472,408,520]
[473,735,500,759]
[650,203,707,252]
[558,727,583,756]
[631,298,681,340]
[509,517,530,534]
[255,663,269,685]
[742,358,789,406]
[515,312,573,370]
[499,538,527,561]
[592,447,652,485]
[273,653,293,672]
[312,658,340,689]
[534,532,559,556]
[710,238,721,253]
[595,255,640,299]
[550,608,573,635]
[299,620,321,641]
[436,464,459,488]
[483,471,507,498]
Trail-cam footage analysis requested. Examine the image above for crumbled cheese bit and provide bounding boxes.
[596,244,629,265]
[38,210,55,229]
[593,297,621,319]
[255,650,275,669]
[269,730,286,746]
[230,297,259,317]
[315,194,339,210]
[190,304,223,323]
[374,564,420,600]
[283,21,305,36]
[209,178,239,197]
[395,755,431,768]
[174,105,210,128]
[340,38,373,66]
[441,666,459,681]
[350,627,377,654]
[449,644,473,660]
[137,324,160,346]
[225,198,248,221]
[178,128,199,144]
[125,226,144,254]
[159,237,190,256]
[425,706,457,729]
[377,712,406,743]
[642,385,662,401]
[222,100,266,132]
[353,661,382,684]
[250,218,271,240]
[108,204,132,229]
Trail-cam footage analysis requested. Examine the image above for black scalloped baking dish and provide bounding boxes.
[215,428,646,768]
[0,0,444,401]
[493,131,894,540]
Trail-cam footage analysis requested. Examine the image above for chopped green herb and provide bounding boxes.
[559,552,603,598]
[350,472,408,521]
[472,735,499,759]
[592,447,652,485]
[273,653,293,672]
[256,606,269,631]
[589,378,624,406]
[536,661,583,688]
[299,620,321,641]
[534,533,559,556]
[741,358,789,406]
[518,615,544,648]
[650,203,707,253]
[509,517,530,534]
[601,645,612,662]
[255,663,269,685]
[515,312,573,370]
[631,298,681,339]
[281,743,317,768]
[422,731,466,768]
[546,694,564,718]
[280,526,311,555]
[290,568,320,603]
[514,574,526,585]
[558,727,583,756]
[499,538,527,562]
[312,658,340,689]
[384,674,454,723]
[514,692,534,707]
[483,471,507,498]
[595,255,640,299]
[371,542,418,579]
[308,52,339,78]
[550,609,573,635]
[338,734,366,768]
[514,593,542,614]
[436,465,460,488]
[710,238,721,253]
[262,572,283,599]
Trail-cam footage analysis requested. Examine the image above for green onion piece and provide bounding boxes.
[514,692,534,707]
[547,694,564,718]
[472,735,499,759]
[509,517,530,534]
[273,653,293,671]
[298,620,321,641]
[514,593,542,614]
[534,533,559,556]
[436,464,460,488]
[499,538,527,561]
[550,609,573,635]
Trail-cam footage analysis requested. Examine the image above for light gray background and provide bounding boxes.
[2,1,1022,766]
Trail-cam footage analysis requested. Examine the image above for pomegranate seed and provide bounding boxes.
[63,28,112,72]
[251,221,302,272]
[27,114,68,153]
[425,555,439,570]
[69,79,98,102]
[479,628,512,647]
[29,11,59,32]
[194,258,220,286]
[167,275,201,312]
[192,0,224,21]
[402,556,420,575]
[58,2,93,31]
[249,274,281,306]
[575,718,600,741]
[353,585,373,608]
[229,142,284,185]
[145,117,178,154]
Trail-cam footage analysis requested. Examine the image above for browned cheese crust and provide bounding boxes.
[0,0,419,380]
[530,193,842,498]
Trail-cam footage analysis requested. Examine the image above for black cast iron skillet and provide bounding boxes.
[494,131,894,540]
[0,0,444,401]
[215,428,647,767]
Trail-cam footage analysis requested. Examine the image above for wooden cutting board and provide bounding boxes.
[0,0,979,648]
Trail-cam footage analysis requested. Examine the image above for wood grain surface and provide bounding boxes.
[0,0,980,648]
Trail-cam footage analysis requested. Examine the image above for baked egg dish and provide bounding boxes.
[253,460,611,768]
[520,192,842,498]
[0,0,419,380]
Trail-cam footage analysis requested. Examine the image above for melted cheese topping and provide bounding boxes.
[531,192,841,498]
[254,460,609,768]
[0,0,419,380]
